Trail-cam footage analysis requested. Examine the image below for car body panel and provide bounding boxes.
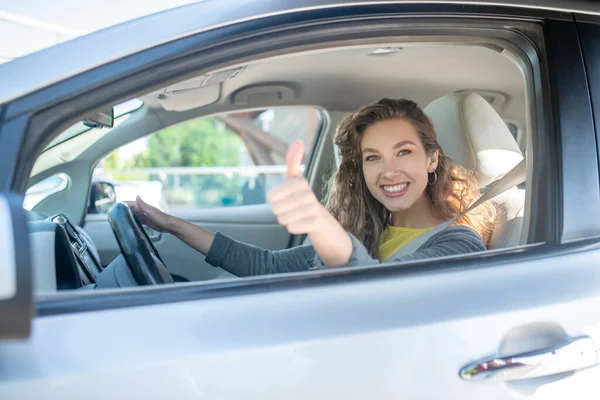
[4,243,600,399]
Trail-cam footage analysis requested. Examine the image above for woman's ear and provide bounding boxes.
[427,150,439,173]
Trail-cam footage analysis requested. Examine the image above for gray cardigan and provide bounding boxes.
[204,226,486,277]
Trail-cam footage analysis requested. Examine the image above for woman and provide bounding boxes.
[129,98,496,276]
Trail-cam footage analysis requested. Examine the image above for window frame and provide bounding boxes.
[1,6,595,314]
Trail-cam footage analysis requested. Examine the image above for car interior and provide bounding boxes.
[24,41,532,294]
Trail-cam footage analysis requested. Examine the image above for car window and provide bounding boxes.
[23,173,70,211]
[94,107,323,211]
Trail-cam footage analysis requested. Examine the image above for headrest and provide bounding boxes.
[424,92,523,186]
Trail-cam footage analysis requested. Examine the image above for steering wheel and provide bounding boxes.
[108,202,173,285]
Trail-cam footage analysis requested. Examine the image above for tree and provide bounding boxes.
[126,118,247,208]
[129,118,242,169]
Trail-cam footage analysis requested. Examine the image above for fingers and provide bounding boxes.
[267,177,310,203]
[135,196,157,216]
[127,196,151,221]
[285,140,304,179]
[270,188,316,216]
[136,195,148,210]
[130,196,170,232]
[268,140,321,235]
[269,181,324,234]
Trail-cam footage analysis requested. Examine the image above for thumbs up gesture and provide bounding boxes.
[267,140,328,235]
[269,140,353,267]
[285,139,304,179]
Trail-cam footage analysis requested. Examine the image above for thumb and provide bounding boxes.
[136,196,150,212]
[285,140,304,179]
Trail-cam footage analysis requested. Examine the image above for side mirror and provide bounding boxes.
[82,107,114,129]
[88,181,117,214]
[0,193,33,339]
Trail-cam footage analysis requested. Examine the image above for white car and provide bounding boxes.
[2,1,600,399]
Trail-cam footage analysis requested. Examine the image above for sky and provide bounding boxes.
[0,0,202,61]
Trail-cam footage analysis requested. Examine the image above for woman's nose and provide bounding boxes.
[381,159,400,179]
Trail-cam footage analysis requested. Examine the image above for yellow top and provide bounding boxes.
[378,225,434,262]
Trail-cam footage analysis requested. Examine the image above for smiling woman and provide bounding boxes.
[329,98,496,260]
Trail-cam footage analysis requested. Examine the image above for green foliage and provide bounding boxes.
[102,117,251,209]
[129,118,242,168]
[103,152,119,169]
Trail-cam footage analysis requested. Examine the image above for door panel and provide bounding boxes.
[4,245,600,399]
[84,203,290,281]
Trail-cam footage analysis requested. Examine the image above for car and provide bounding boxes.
[2,0,600,398]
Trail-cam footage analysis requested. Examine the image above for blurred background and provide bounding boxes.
[0,0,199,63]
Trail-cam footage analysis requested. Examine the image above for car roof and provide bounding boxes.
[0,0,599,107]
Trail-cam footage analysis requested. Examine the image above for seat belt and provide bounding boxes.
[390,158,527,257]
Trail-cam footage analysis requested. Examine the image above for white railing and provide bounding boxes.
[96,165,305,178]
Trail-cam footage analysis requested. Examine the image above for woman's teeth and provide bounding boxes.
[383,183,408,193]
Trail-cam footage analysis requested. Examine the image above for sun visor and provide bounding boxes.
[156,67,245,111]
[231,84,295,106]
[156,85,220,111]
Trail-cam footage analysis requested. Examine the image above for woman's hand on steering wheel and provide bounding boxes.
[126,196,172,233]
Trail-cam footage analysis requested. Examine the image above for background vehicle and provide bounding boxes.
[2,1,600,399]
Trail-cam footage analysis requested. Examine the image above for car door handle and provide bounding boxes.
[460,336,599,381]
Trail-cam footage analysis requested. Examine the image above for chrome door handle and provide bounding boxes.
[460,336,599,381]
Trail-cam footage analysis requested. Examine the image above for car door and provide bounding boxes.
[2,1,600,399]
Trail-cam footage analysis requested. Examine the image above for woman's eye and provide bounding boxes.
[365,155,379,162]
[397,149,411,157]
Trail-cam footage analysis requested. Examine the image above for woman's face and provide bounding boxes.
[361,119,438,214]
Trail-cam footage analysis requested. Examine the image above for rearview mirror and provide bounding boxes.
[0,193,32,339]
[82,107,114,129]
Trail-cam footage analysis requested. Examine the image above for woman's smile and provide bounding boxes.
[381,182,410,197]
